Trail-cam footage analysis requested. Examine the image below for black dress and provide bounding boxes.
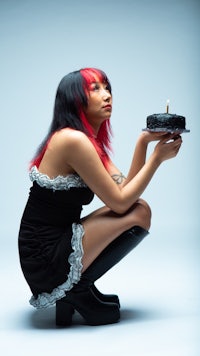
[18,166,94,309]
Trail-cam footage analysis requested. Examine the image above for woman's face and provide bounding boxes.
[84,79,112,132]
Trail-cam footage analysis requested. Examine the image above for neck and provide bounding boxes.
[91,124,101,138]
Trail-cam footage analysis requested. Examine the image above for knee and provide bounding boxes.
[134,198,152,230]
[137,198,152,217]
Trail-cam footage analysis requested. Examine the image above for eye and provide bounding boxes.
[89,83,100,91]
[103,82,111,93]
[105,84,111,92]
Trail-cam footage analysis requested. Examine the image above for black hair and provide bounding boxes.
[30,68,112,169]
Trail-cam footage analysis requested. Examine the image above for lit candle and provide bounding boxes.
[166,99,170,113]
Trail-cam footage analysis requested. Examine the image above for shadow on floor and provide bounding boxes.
[26,305,162,330]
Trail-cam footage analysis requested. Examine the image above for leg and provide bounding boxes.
[57,223,149,326]
[81,198,150,305]
[56,199,150,326]
[81,198,151,272]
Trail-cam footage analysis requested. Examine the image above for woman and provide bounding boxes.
[18,68,182,326]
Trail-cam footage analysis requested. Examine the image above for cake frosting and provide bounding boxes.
[144,113,189,132]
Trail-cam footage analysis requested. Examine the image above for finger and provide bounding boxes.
[160,133,174,143]
[171,134,182,141]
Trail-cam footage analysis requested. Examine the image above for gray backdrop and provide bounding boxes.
[0,0,199,240]
[0,0,199,355]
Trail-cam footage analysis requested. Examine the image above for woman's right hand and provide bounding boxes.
[153,134,183,163]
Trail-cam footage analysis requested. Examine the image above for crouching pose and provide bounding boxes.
[18,68,182,326]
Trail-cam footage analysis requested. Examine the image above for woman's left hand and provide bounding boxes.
[140,131,171,144]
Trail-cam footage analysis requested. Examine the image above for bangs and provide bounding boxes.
[80,68,112,93]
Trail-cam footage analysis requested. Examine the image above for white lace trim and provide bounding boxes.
[29,223,84,309]
[29,165,87,191]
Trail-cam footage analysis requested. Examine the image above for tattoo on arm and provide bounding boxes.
[111,172,126,185]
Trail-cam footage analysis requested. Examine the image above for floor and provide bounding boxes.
[1,224,199,356]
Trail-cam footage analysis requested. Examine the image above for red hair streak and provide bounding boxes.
[29,137,51,169]
[80,68,113,169]
[30,68,113,170]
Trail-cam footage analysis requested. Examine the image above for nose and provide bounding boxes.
[102,88,111,101]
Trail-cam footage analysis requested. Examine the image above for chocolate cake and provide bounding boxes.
[143,113,190,133]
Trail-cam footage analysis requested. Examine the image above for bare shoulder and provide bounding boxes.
[52,128,98,169]
[55,128,92,149]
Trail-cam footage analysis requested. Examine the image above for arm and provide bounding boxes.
[64,130,182,215]
[109,131,173,188]
[122,133,148,186]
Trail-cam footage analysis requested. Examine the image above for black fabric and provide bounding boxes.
[18,182,94,296]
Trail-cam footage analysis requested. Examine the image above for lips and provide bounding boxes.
[103,105,112,110]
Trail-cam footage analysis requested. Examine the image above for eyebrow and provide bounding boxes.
[90,81,108,85]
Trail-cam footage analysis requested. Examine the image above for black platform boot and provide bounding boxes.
[56,225,148,326]
[90,284,120,306]
[84,225,148,306]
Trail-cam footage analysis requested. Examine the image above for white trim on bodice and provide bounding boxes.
[30,165,87,191]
